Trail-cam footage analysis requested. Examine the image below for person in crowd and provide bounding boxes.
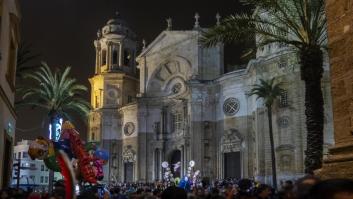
[255,184,272,199]
[307,179,353,199]
[293,175,320,199]
[278,180,294,199]
[0,189,9,199]
[161,186,187,199]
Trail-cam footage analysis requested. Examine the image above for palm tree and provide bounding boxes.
[201,0,327,174]
[16,42,40,79]
[250,78,283,190]
[17,62,91,192]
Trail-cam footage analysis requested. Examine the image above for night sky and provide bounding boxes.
[16,0,247,142]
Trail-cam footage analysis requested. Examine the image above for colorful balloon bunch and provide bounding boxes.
[161,160,202,190]
[28,121,109,184]
[178,160,201,190]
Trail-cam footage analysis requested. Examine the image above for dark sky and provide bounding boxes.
[16,0,246,142]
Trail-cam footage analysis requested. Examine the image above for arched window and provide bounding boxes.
[102,49,107,65]
[92,132,95,141]
[124,49,131,66]
[112,47,118,65]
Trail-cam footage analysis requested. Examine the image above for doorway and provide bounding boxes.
[224,151,241,179]
[124,162,133,182]
[170,150,181,178]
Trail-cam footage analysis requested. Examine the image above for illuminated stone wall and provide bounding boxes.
[318,0,353,179]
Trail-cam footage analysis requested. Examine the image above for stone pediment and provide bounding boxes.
[137,30,198,59]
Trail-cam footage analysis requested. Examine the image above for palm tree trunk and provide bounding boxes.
[267,106,277,190]
[300,47,324,174]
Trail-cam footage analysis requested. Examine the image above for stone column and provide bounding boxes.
[95,42,100,74]
[318,0,353,179]
[119,42,123,67]
[107,42,112,71]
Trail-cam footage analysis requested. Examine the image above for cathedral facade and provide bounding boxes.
[88,16,334,185]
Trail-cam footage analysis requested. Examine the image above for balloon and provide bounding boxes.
[44,156,61,172]
[94,149,109,161]
[28,121,106,184]
[85,142,98,151]
[161,161,169,168]
[189,160,195,167]
[28,137,50,160]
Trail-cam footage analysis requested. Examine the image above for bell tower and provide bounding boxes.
[94,14,138,75]
[88,13,139,183]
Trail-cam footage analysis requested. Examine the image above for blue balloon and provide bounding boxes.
[179,176,191,191]
[94,149,109,161]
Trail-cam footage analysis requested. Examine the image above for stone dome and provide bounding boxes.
[101,15,137,39]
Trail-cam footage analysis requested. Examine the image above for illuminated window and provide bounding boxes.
[6,36,16,90]
[279,90,288,107]
[172,113,183,131]
[22,152,28,158]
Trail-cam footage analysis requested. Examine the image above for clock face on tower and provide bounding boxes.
[124,122,135,136]
[106,84,119,105]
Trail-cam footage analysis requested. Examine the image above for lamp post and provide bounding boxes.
[48,116,63,193]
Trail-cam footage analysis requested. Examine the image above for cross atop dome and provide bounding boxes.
[194,13,200,29]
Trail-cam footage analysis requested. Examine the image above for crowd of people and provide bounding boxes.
[1,175,353,199]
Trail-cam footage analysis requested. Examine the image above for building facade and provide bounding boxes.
[0,0,20,188]
[89,16,334,184]
[318,0,353,179]
[11,140,62,191]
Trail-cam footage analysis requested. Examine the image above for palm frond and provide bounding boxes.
[17,62,90,123]
[249,77,283,108]
[201,0,327,49]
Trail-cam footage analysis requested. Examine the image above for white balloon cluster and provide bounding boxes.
[161,160,202,188]
[173,161,181,172]
[186,160,201,188]
[162,161,174,186]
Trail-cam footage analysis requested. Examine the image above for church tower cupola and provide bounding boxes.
[94,13,137,75]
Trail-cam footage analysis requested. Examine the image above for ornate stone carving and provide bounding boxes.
[223,98,240,116]
[216,13,221,26]
[153,122,161,134]
[124,122,135,136]
[122,146,136,163]
[172,83,182,94]
[166,18,172,30]
[221,130,242,153]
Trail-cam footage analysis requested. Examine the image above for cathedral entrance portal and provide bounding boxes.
[170,150,181,178]
[124,162,134,182]
[224,152,241,179]
[123,146,135,182]
[221,130,243,179]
